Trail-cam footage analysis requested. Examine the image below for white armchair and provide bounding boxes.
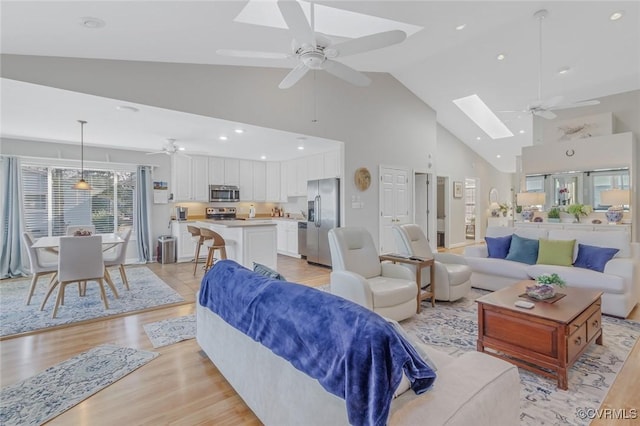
[328,227,418,321]
[393,224,472,302]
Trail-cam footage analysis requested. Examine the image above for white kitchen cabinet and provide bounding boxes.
[253,161,267,202]
[266,162,281,202]
[208,157,225,184]
[295,157,307,196]
[224,159,240,185]
[239,160,254,201]
[192,156,209,201]
[279,161,289,202]
[285,160,297,197]
[172,155,208,202]
[171,221,201,263]
[307,154,323,181]
[323,150,341,178]
[275,219,300,258]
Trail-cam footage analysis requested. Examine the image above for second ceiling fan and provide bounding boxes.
[217,1,407,89]
[504,9,600,120]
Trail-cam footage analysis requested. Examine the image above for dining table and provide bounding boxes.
[32,233,125,250]
[32,233,126,300]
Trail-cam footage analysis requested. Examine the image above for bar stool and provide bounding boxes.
[201,228,227,272]
[187,225,211,275]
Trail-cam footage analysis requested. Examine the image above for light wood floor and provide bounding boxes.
[1,254,637,425]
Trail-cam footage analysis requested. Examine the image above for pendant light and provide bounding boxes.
[72,120,92,190]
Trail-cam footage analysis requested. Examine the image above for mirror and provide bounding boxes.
[525,167,630,211]
[489,188,499,203]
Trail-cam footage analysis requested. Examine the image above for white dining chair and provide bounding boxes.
[22,232,58,305]
[104,227,132,290]
[66,225,96,236]
[40,235,111,318]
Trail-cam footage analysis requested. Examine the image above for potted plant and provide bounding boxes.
[499,203,509,217]
[566,203,593,223]
[527,273,566,299]
[547,207,561,223]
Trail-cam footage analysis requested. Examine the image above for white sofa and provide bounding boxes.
[196,300,520,426]
[464,226,640,318]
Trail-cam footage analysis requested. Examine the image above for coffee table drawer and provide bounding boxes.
[586,310,602,342]
[567,324,587,362]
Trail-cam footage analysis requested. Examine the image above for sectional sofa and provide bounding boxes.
[196,260,520,426]
[464,226,640,318]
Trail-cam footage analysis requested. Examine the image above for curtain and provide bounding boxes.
[0,156,27,278]
[135,165,153,262]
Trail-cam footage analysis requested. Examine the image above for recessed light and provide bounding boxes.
[456,24,466,31]
[496,154,501,158]
[116,105,139,112]
[297,146,305,150]
[80,17,105,29]
[609,11,624,21]
[519,130,525,134]
[476,136,482,141]
[219,136,228,141]
[496,53,506,61]
[178,147,186,151]
[234,129,244,134]
[557,66,571,75]
[260,155,267,160]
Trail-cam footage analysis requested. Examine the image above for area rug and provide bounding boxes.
[143,314,196,348]
[0,344,158,425]
[0,267,185,338]
[401,289,640,426]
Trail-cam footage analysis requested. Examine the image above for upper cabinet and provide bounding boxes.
[224,159,240,186]
[323,150,341,178]
[172,155,209,202]
[253,161,267,202]
[208,157,225,184]
[239,160,254,201]
[266,162,281,202]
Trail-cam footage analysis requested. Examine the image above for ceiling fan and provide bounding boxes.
[501,9,600,120]
[217,1,407,89]
[145,139,190,157]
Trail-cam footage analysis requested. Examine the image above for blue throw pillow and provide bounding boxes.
[253,262,286,281]
[573,244,619,273]
[485,235,512,259]
[505,234,539,265]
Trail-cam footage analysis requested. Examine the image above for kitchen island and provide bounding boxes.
[196,220,277,270]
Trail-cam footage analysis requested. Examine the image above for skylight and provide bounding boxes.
[453,94,514,140]
[235,0,423,39]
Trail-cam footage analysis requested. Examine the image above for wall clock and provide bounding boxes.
[354,167,371,191]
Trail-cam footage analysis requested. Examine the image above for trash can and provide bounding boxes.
[157,235,176,264]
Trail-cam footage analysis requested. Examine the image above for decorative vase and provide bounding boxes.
[605,209,623,224]
[526,283,556,300]
[521,210,534,222]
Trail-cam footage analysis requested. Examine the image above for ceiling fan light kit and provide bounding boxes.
[218,0,407,89]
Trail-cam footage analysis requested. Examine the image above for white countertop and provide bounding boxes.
[197,219,276,228]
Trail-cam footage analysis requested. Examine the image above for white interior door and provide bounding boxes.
[379,166,411,254]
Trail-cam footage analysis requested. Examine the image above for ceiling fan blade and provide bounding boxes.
[216,49,289,60]
[278,63,310,89]
[534,110,557,120]
[277,0,315,48]
[548,100,601,111]
[322,60,371,87]
[331,30,407,58]
[539,95,564,109]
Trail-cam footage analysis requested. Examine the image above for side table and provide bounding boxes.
[379,254,435,313]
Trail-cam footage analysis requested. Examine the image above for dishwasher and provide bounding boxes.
[297,221,307,258]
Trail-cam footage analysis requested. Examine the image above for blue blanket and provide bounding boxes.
[199,260,436,426]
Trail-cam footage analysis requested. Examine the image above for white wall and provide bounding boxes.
[436,125,514,246]
[1,54,437,250]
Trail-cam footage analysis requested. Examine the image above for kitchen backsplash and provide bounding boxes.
[169,198,306,218]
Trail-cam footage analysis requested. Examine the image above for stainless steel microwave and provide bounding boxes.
[209,185,240,202]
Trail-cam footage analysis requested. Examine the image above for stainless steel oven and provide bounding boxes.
[209,185,240,202]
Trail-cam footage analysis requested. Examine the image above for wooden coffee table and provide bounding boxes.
[476,280,603,390]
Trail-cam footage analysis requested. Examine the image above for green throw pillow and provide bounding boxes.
[536,239,576,266]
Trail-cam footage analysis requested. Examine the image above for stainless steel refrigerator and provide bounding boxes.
[307,178,340,267]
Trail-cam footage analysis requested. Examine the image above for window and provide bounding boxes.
[591,170,630,210]
[22,164,135,238]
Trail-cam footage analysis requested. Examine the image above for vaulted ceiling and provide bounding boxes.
[2,1,638,171]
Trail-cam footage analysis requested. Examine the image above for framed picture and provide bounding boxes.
[453,181,463,198]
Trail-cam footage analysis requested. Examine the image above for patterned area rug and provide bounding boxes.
[0,344,158,425]
[401,289,640,426]
[0,267,185,338]
[143,314,196,348]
